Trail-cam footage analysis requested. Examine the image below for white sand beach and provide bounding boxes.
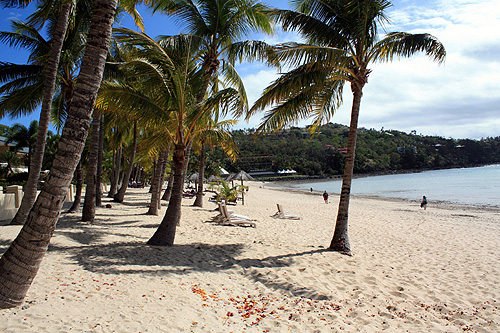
[1,182,499,332]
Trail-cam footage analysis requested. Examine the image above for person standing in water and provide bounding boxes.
[420,196,427,210]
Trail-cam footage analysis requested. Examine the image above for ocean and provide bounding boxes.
[270,164,500,208]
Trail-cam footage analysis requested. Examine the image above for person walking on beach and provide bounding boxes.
[323,191,329,204]
[420,196,427,210]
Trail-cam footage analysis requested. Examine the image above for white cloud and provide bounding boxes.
[299,0,500,139]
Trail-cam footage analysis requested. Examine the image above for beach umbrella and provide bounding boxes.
[229,170,254,205]
[208,175,220,182]
[188,172,199,181]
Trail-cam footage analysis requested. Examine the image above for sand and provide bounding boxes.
[0,182,499,332]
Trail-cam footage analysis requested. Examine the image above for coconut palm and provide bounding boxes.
[0,2,87,225]
[0,0,119,309]
[101,29,246,245]
[5,121,38,172]
[0,150,21,177]
[0,0,146,225]
[148,0,274,101]
[82,112,102,222]
[148,0,275,208]
[249,0,446,254]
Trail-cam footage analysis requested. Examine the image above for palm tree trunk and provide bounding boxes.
[161,172,174,201]
[108,145,122,197]
[147,150,167,215]
[9,3,73,226]
[329,87,363,255]
[67,159,83,213]
[114,121,138,203]
[95,114,105,206]
[147,143,187,246]
[158,150,169,209]
[82,115,101,222]
[0,0,118,309]
[193,143,205,207]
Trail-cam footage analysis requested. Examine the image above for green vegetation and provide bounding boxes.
[214,123,500,177]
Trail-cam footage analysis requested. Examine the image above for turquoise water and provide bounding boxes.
[273,165,500,208]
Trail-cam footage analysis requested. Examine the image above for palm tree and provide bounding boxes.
[0,0,119,309]
[101,29,246,245]
[148,0,275,208]
[215,176,245,204]
[249,0,446,254]
[0,0,146,226]
[5,121,38,172]
[0,2,81,225]
[82,112,102,222]
[0,150,21,177]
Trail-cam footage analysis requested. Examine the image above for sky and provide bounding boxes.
[0,0,499,139]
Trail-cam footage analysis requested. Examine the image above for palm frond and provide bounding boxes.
[371,32,446,64]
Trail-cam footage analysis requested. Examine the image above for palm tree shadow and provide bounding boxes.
[47,241,331,299]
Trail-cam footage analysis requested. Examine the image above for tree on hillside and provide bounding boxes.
[249,0,446,254]
[0,0,120,309]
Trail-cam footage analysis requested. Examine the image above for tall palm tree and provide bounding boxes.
[0,0,146,226]
[249,0,446,254]
[0,2,81,225]
[101,29,246,245]
[0,0,119,309]
[148,0,275,207]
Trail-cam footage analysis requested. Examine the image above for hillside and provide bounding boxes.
[212,123,500,177]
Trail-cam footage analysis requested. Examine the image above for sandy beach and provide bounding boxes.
[1,182,499,332]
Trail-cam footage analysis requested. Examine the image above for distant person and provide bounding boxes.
[420,196,427,210]
[323,191,329,204]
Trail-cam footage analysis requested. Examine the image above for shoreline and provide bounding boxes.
[255,163,500,183]
[264,182,500,213]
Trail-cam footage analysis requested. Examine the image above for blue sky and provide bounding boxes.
[0,0,499,139]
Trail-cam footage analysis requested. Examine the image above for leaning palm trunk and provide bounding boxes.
[67,159,83,213]
[193,144,206,207]
[95,115,105,207]
[82,115,101,222]
[9,3,73,226]
[0,0,117,309]
[147,144,187,245]
[114,121,138,203]
[108,145,122,197]
[329,87,363,255]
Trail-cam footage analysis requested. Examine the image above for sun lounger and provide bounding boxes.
[211,202,256,227]
[271,204,302,220]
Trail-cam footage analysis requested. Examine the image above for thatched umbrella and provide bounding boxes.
[187,172,199,190]
[228,170,254,205]
[207,175,220,182]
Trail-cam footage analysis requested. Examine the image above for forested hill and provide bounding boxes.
[217,123,500,177]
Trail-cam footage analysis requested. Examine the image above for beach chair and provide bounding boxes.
[213,203,256,227]
[271,204,302,220]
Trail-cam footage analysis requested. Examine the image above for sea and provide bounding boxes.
[270,164,500,208]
